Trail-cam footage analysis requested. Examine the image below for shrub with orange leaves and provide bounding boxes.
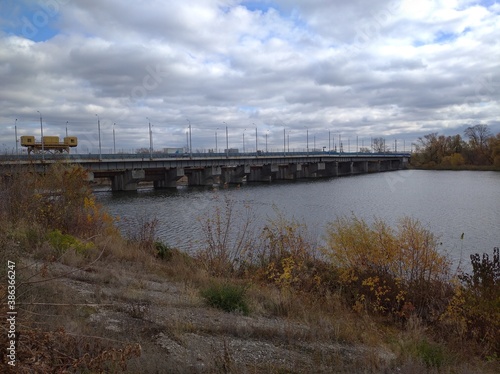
[324,215,452,320]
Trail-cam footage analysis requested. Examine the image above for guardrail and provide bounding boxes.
[0,151,411,163]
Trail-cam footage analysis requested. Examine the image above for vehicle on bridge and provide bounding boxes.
[20,136,78,154]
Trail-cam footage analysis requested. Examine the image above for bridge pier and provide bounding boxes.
[221,165,249,184]
[112,169,145,191]
[352,161,368,174]
[325,161,339,177]
[186,166,221,186]
[154,167,185,189]
[337,161,352,176]
[368,161,380,173]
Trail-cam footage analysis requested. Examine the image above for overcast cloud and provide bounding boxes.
[1,0,499,154]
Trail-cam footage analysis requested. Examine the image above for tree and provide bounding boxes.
[464,124,492,164]
[372,137,389,153]
[464,124,491,151]
[488,133,500,167]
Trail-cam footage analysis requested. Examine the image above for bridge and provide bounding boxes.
[0,152,410,191]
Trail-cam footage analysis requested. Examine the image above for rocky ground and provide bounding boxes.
[27,258,401,374]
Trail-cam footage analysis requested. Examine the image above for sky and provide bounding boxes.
[0,0,499,154]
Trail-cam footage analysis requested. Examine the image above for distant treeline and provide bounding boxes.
[412,124,500,169]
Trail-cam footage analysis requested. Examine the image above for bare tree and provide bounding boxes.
[372,137,389,153]
[464,124,491,151]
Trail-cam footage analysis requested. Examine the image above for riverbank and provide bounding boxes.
[4,235,498,373]
[410,163,500,171]
[1,164,498,373]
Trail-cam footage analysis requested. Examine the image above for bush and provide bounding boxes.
[0,163,115,238]
[444,248,500,357]
[416,340,446,369]
[197,195,256,276]
[47,229,94,255]
[155,241,173,260]
[200,282,249,315]
[323,215,451,320]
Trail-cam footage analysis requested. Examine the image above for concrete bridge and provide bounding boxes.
[0,152,410,191]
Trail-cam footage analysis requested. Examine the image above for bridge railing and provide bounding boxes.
[0,151,411,163]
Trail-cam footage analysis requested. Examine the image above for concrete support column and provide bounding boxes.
[186,166,221,186]
[112,169,145,191]
[325,161,338,177]
[154,167,184,189]
[221,165,249,184]
[248,165,273,182]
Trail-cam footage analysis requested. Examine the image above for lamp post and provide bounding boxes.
[328,131,331,155]
[306,127,309,156]
[95,114,102,161]
[14,119,18,157]
[65,121,68,137]
[186,119,192,158]
[223,122,229,158]
[265,130,269,153]
[147,117,153,159]
[287,130,290,152]
[242,128,246,153]
[215,127,219,154]
[37,111,44,161]
[283,127,286,156]
[253,124,258,155]
[113,123,116,154]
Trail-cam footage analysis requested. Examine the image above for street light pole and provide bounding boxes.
[265,130,268,153]
[306,128,309,156]
[37,111,44,161]
[14,119,18,157]
[243,129,246,153]
[215,128,218,154]
[223,122,229,158]
[147,117,153,159]
[254,124,257,155]
[328,131,331,155]
[113,123,116,154]
[66,121,68,137]
[187,119,192,158]
[95,114,102,161]
[283,127,286,156]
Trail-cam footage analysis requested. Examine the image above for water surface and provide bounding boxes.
[96,170,500,267]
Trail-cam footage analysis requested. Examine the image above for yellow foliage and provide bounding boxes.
[324,215,451,319]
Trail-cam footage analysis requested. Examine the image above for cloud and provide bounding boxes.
[0,0,498,154]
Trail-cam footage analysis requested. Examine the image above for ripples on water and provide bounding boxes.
[96,170,500,269]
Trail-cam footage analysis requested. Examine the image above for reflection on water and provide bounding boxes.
[96,170,500,267]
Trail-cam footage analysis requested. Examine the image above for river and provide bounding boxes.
[95,170,500,268]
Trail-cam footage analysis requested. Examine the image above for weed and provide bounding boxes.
[155,240,173,260]
[197,194,256,276]
[416,340,446,369]
[47,229,94,255]
[200,281,250,315]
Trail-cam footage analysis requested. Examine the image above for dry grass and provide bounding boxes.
[1,164,498,373]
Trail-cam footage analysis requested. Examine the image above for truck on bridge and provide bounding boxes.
[20,136,78,154]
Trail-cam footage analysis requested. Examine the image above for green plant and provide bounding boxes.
[446,247,500,357]
[155,241,173,260]
[416,340,446,369]
[200,282,249,315]
[47,229,94,255]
